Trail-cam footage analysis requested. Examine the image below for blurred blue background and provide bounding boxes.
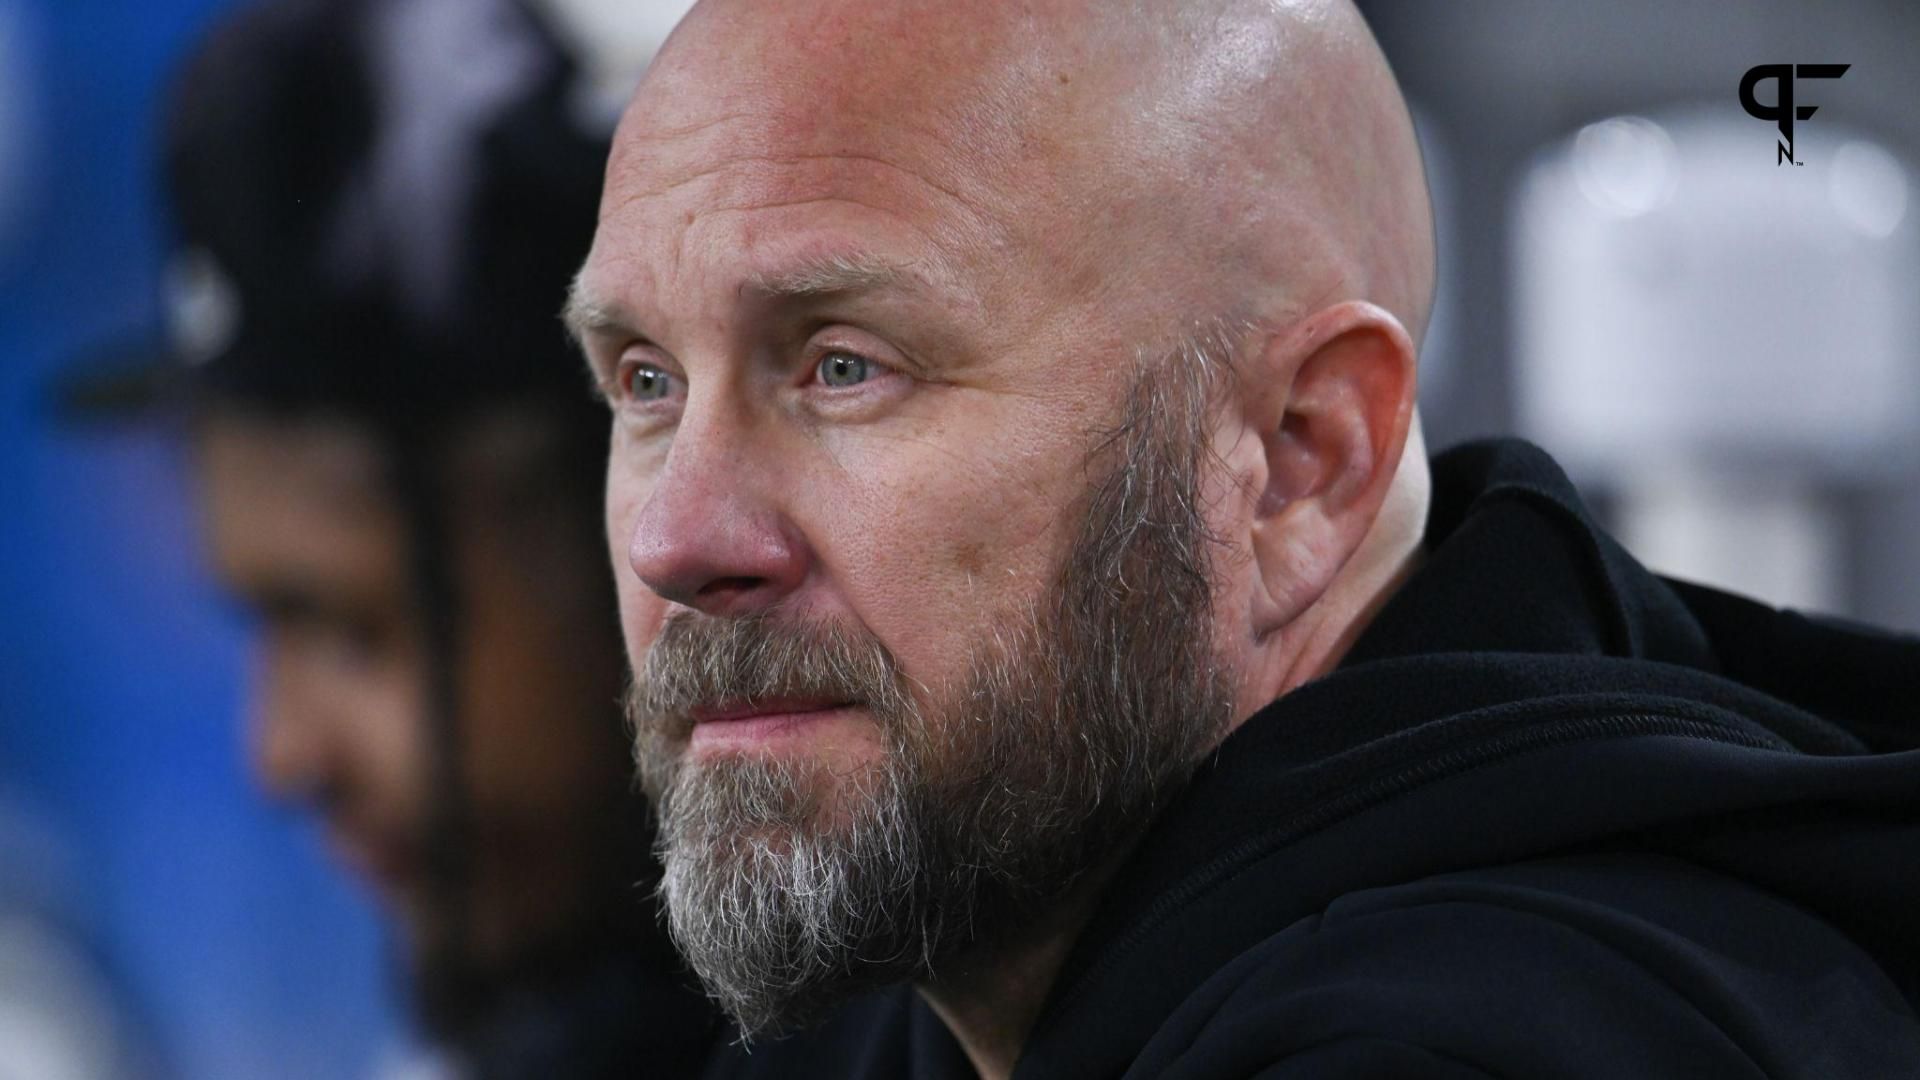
[1,2,396,1078]
[2,2,1916,1078]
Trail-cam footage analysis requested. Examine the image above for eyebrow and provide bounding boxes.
[562,272,637,348]
[743,252,937,299]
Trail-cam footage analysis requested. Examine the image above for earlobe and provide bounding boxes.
[1245,302,1416,633]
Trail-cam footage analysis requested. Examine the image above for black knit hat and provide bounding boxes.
[62,0,609,423]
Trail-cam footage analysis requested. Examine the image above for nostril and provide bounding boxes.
[694,576,776,612]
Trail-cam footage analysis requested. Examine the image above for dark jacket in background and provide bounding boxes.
[698,438,1920,1078]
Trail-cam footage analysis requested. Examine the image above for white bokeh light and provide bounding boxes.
[1829,139,1909,239]
[1571,116,1678,218]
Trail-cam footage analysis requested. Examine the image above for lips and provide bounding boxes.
[327,821,418,896]
[686,698,858,748]
[690,697,851,725]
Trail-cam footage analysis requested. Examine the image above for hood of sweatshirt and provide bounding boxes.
[1015,438,1920,1077]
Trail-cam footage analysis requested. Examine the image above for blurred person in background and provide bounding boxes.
[69,0,716,1074]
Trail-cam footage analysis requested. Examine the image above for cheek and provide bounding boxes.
[284,649,428,824]
[1196,423,1268,672]
[454,540,628,820]
[358,680,431,816]
[800,416,1081,694]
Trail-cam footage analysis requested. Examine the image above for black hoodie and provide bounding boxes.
[701,438,1920,1079]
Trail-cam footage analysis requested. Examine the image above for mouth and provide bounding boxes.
[687,697,860,750]
[327,823,419,897]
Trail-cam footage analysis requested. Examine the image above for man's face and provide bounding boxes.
[197,410,635,992]
[579,13,1248,1033]
[621,365,1238,1032]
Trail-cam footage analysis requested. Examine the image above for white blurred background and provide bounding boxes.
[1363,0,1920,628]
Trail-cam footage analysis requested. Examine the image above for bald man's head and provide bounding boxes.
[615,0,1433,351]
[582,0,1433,1039]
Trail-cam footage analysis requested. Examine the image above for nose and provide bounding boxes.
[247,647,338,807]
[626,425,810,617]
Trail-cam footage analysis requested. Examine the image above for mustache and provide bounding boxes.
[626,611,915,744]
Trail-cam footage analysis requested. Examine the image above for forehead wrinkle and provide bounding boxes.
[604,148,999,252]
[617,108,759,149]
[743,250,955,303]
[592,174,985,331]
[598,165,1000,327]
[591,198,957,297]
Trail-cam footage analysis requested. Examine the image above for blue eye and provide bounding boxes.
[817,351,871,388]
[626,364,675,401]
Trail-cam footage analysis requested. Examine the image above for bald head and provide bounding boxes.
[613,0,1434,353]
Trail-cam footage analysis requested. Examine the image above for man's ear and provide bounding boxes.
[1243,300,1416,635]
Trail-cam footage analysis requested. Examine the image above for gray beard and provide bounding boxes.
[627,364,1236,1038]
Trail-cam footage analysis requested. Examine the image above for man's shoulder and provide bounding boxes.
[1127,851,1920,1079]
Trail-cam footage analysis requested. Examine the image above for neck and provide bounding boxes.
[1291,541,1425,688]
[1268,451,1432,704]
[916,851,1131,1079]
